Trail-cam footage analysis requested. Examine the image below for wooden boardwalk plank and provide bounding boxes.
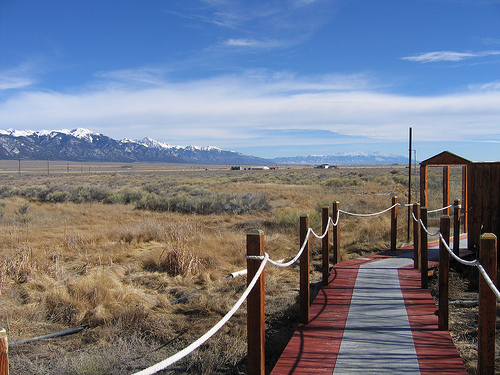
[270,251,468,374]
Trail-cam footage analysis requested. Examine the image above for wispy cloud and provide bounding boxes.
[93,68,168,88]
[0,64,38,91]
[163,9,236,29]
[468,80,500,91]
[402,50,500,63]
[168,0,336,53]
[224,38,284,49]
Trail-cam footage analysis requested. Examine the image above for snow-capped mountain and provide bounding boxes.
[273,152,408,165]
[0,128,408,165]
[0,128,270,164]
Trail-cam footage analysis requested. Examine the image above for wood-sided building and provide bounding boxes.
[420,151,500,253]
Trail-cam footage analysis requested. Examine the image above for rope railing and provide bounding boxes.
[414,210,500,299]
[416,213,498,374]
[131,200,402,374]
[428,204,454,214]
[339,203,399,217]
[131,253,269,375]
[249,216,336,268]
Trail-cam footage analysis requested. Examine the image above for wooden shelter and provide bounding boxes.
[420,151,500,253]
[419,151,470,225]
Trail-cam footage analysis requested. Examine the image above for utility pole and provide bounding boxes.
[407,127,412,242]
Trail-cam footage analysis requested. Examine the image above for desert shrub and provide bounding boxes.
[46,190,70,203]
[0,185,14,197]
[70,186,110,203]
[134,190,270,215]
[134,192,168,211]
[112,188,143,204]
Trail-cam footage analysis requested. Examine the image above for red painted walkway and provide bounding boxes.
[270,249,468,374]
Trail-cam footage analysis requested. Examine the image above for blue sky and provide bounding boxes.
[1,0,500,161]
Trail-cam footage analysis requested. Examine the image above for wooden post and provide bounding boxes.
[322,206,330,286]
[420,207,428,289]
[0,328,7,375]
[413,203,420,270]
[443,166,450,215]
[478,233,497,375]
[300,214,310,324]
[438,215,450,331]
[391,196,398,251]
[332,201,340,265]
[453,199,461,260]
[246,230,265,375]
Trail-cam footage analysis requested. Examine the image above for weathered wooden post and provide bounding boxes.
[322,206,330,286]
[0,328,8,375]
[453,199,461,259]
[413,203,420,270]
[391,196,398,251]
[300,214,310,324]
[478,233,497,375]
[246,230,265,375]
[420,207,428,289]
[332,201,340,265]
[438,215,450,331]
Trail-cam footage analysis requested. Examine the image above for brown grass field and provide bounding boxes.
[0,161,497,374]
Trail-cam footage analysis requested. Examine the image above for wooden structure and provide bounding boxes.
[420,151,500,257]
[419,151,470,232]
[468,162,500,254]
[419,151,470,216]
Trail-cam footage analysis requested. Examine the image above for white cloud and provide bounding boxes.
[1,71,500,152]
[402,50,500,63]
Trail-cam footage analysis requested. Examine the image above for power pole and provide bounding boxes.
[407,127,412,242]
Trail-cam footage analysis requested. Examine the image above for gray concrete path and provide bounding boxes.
[332,256,420,374]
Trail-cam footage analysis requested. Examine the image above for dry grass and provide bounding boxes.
[0,163,491,374]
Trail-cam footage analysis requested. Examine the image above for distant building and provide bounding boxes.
[315,163,332,169]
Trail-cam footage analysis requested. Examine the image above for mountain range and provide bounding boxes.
[0,128,408,165]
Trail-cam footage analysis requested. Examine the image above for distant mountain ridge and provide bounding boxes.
[0,128,271,164]
[0,128,408,165]
[274,152,408,165]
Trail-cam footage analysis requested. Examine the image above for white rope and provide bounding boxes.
[267,227,312,267]
[309,217,333,240]
[477,262,500,301]
[132,253,269,375]
[437,232,478,267]
[331,211,340,226]
[418,219,440,237]
[428,204,453,214]
[417,218,500,300]
[339,203,398,217]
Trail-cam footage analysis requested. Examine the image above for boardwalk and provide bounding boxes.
[271,246,468,374]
